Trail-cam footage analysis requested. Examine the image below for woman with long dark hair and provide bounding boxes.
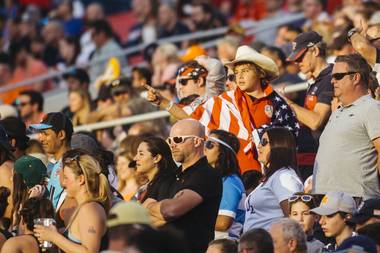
[243,127,303,232]
[204,130,245,239]
[0,124,14,221]
[0,187,11,251]
[133,136,177,202]
[1,197,54,253]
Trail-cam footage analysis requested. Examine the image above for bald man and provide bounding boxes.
[143,119,222,253]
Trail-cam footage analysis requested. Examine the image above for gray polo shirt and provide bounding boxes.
[313,95,380,199]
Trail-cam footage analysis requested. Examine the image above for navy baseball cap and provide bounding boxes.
[287,31,323,62]
[63,68,90,84]
[349,198,380,224]
[29,112,73,138]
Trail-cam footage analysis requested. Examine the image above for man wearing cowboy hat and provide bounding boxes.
[145,45,299,172]
[286,31,333,179]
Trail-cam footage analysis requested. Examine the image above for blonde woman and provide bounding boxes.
[68,89,91,126]
[34,149,112,253]
[116,150,139,200]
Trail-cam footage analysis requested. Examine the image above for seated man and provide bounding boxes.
[143,119,222,253]
[311,191,357,251]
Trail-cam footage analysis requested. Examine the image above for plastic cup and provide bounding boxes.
[34,218,56,251]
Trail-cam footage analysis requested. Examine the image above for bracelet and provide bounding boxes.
[347,28,358,41]
[165,100,174,111]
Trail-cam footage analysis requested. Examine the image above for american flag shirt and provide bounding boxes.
[191,84,300,172]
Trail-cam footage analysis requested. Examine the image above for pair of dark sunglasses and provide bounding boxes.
[332,72,357,81]
[260,138,270,147]
[227,74,235,82]
[64,155,83,171]
[178,78,195,86]
[166,135,198,145]
[288,195,313,203]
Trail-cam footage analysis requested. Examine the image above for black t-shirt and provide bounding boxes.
[144,171,176,202]
[298,64,333,153]
[165,157,222,253]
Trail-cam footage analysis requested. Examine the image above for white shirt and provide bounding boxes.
[243,167,303,232]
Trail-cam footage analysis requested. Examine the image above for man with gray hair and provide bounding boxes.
[313,54,380,199]
[269,218,307,253]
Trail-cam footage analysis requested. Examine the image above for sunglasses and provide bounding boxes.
[227,74,235,82]
[332,72,357,81]
[178,78,194,86]
[289,195,313,203]
[64,155,83,172]
[166,135,199,145]
[260,138,270,147]
[205,140,217,150]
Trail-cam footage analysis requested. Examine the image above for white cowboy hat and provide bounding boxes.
[226,45,279,81]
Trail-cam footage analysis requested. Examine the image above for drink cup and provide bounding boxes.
[34,218,56,251]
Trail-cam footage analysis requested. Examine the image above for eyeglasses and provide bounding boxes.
[17,101,30,107]
[178,78,194,86]
[227,74,235,82]
[289,195,313,203]
[205,140,217,150]
[260,138,270,147]
[332,72,357,81]
[166,135,199,145]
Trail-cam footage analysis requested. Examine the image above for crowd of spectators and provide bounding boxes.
[1,0,380,253]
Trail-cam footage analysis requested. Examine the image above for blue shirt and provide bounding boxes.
[47,160,63,209]
[219,174,245,238]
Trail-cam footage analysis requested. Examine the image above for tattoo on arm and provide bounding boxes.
[88,226,96,234]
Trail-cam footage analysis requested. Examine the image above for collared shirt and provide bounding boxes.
[313,95,380,199]
[165,157,222,253]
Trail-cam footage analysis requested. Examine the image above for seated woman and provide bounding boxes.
[244,127,303,232]
[134,136,177,202]
[11,155,47,231]
[116,146,139,201]
[204,129,245,239]
[289,193,325,253]
[68,88,91,126]
[1,197,54,253]
[0,187,11,251]
[34,150,112,253]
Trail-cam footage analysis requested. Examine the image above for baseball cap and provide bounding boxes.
[310,191,356,216]
[335,235,377,253]
[107,201,151,228]
[109,77,132,96]
[96,85,112,101]
[29,112,73,138]
[349,198,380,224]
[1,117,30,145]
[0,123,14,152]
[287,31,323,61]
[71,133,99,157]
[14,155,47,188]
[63,68,90,84]
[180,44,207,62]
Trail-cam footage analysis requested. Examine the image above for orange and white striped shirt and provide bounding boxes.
[191,85,300,173]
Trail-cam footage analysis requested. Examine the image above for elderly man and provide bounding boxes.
[312,54,380,199]
[146,45,299,172]
[143,119,222,253]
[269,218,307,253]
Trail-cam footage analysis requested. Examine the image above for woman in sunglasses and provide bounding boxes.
[289,193,325,253]
[134,136,177,203]
[34,150,112,253]
[243,127,303,232]
[204,130,245,239]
